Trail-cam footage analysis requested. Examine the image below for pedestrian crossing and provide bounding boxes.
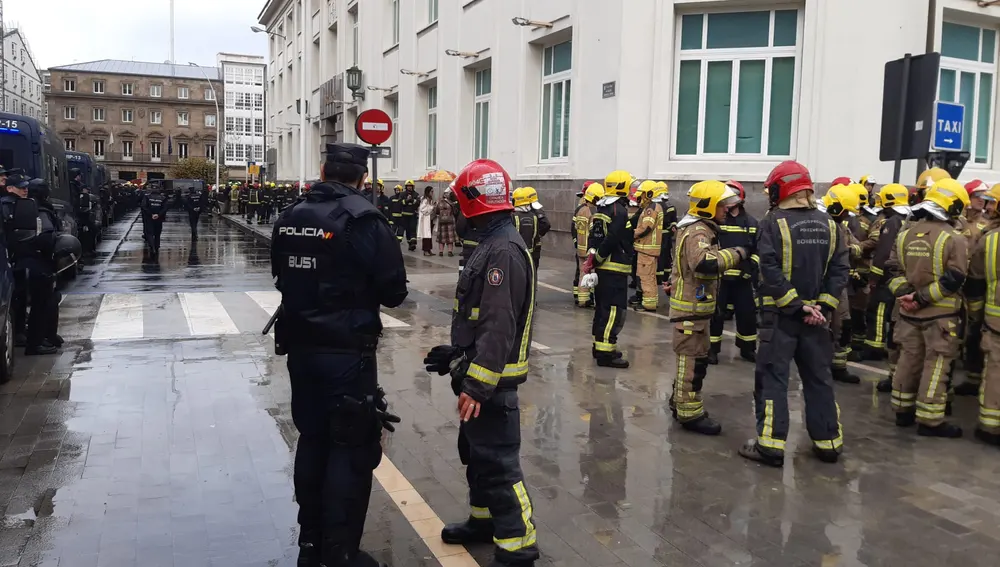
[62,291,413,342]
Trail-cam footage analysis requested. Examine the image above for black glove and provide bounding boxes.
[449,356,470,396]
[374,388,401,433]
[424,344,461,375]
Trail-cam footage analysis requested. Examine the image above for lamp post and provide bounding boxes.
[252,25,305,190]
[188,62,220,191]
[346,66,364,101]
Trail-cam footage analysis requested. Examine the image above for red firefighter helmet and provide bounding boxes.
[831,176,853,187]
[453,159,514,218]
[578,180,596,198]
[725,180,745,201]
[965,179,990,195]
[765,161,814,204]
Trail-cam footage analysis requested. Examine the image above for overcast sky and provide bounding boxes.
[7,0,268,70]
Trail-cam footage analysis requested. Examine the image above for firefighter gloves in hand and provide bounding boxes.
[424,345,462,375]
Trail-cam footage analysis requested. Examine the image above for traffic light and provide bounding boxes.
[925,151,971,180]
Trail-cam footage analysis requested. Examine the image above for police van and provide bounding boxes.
[66,150,106,240]
[0,112,78,237]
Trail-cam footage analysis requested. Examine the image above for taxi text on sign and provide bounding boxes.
[932,101,965,151]
[355,109,393,146]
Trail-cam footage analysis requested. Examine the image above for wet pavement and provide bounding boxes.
[2,211,1000,567]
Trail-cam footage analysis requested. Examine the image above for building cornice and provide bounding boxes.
[45,92,220,107]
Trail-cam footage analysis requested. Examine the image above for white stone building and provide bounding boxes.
[259,0,1000,250]
[2,28,43,120]
[218,53,267,180]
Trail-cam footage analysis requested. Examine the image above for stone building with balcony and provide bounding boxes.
[45,60,222,181]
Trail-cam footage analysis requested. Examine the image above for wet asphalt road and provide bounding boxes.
[2,211,1000,567]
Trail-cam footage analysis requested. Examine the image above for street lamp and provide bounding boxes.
[188,62,220,192]
[346,66,364,100]
[251,25,285,38]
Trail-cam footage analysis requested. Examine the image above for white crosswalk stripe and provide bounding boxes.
[73,291,413,342]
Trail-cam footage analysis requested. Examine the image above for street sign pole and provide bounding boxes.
[891,53,912,184]
[354,109,394,208]
[370,146,379,206]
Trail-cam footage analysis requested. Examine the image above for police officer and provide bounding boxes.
[630,181,662,312]
[24,179,64,356]
[402,180,419,251]
[512,187,551,270]
[581,170,634,368]
[2,174,30,346]
[184,186,207,239]
[140,183,168,255]
[388,185,404,242]
[423,159,539,567]
[739,161,849,467]
[573,182,603,307]
[667,181,749,435]
[271,143,406,567]
[885,178,969,438]
[708,180,758,363]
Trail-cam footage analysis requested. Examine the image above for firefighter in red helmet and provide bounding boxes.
[423,159,540,567]
[739,161,850,468]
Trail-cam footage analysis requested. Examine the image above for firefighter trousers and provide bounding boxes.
[709,278,757,353]
[965,318,985,388]
[672,318,711,422]
[392,215,404,242]
[457,389,539,565]
[831,289,852,370]
[753,312,843,457]
[891,317,959,426]
[247,204,258,222]
[574,256,594,306]
[849,283,870,345]
[865,285,894,351]
[403,214,417,248]
[978,326,1000,433]
[636,254,658,310]
[592,274,627,357]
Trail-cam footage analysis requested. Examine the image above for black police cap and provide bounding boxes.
[325,143,370,167]
[5,174,29,188]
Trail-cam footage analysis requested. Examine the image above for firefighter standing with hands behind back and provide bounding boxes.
[631,180,662,312]
[739,161,849,467]
[423,159,539,567]
[572,182,603,307]
[667,181,749,435]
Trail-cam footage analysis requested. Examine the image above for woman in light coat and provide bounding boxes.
[417,186,436,255]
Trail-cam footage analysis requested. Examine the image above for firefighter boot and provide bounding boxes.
[739,348,756,363]
[441,520,494,545]
[953,379,981,396]
[707,342,720,365]
[629,292,642,307]
[974,428,1000,447]
[738,439,783,468]
[681,414,722,436]
[597,355,630,369]
[895,412,916,427]
[811,446,840,464]
[917,422,963,438]
[832,367,861,384]
[297,531,321,567]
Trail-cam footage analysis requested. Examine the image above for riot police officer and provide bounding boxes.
[2,174,30,346]
[23,179,64,355]
[271,143,406,567]
[141,183,168,255]
[423,159,540,567]
[184,186,208,239]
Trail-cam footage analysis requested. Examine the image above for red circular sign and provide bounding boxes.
[355,109,393,146]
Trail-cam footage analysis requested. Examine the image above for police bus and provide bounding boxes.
[66,150,106,239]
[0,112,78,237]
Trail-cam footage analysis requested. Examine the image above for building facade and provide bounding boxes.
[259,0,1000,253]
[45,60,222,181]
[2,28,43,120]
[218,53,267,181]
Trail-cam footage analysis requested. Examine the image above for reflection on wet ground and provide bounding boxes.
[1,213,1000,567]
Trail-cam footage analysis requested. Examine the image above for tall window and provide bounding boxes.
[352,13,360,65]
[940,22,997,166]
[225,91,236,109]
[92,80,104,94]
[206,144,216,160]
[64,105,76,120]
[225,143,235,161]
[205,114,217,127]
[254,93,264,110]
[429,0,439,23]
[474,68,491,159]
[255,118,264,134]
[391,0,400,45]
[150,110,162,125]
[93,139,105,157]
[427,86,438,168]
[541,41,572,161]
[63,78,75,92]
[205,88,215,100]
[93,107,105,122]
[151,141,162,159]
[178,87,190,99]
[225,116,235,132]
[65,138,76,151]
[674,10,799,157]
[121,82,134,96]
[122,140,133,158]
[390,98,399,170]
[150,84,162,98]
[178,112,190,126]
[121,109,133,123]
[179,143,189,159]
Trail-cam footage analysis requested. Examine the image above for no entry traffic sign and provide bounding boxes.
[355,109,393,146]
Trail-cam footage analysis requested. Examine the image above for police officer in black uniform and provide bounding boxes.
[423,159,539,567]
[271,143,406,567]
[2,174,30,346]
[184,186,208,239]
[141,183,168,255]
[23,179,63,355]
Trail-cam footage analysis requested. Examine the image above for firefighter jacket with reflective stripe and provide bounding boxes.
[659,199,678,273]
[249,190,261,205]
[869,212,906,284]
[456,210,479,261]
[573,202,595,258]
[230,189,239,203]
[848,215,876,276]
[401,189,418,216]
[633,202,662,258]
[451,216,535,401]
[388,194,404,218]
[757,207,850,316]
[886,218,967,321]
[669,218,745,321]
[962,208,993,251]
[589,198,634,275]
[966,224,1000,330]
[514,209,551,256]
[718,206,758,280]
[239,189,249,203]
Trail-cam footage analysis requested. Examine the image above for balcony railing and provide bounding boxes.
[100,152,217,164]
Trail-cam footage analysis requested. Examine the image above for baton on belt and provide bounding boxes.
[262,305,283,335]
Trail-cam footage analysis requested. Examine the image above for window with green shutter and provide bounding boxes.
[674,9,800,158]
